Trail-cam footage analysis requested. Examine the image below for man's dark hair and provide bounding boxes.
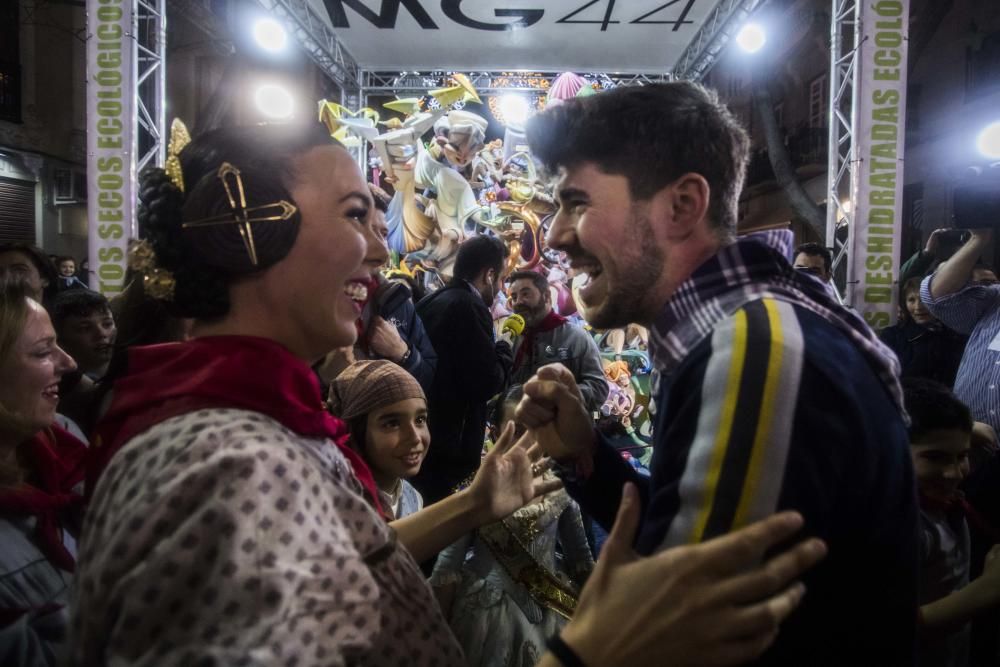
[506,270,549,298]
[794,242,832,274]
[526,81,750,235]
[902,378,973,443]
[51,289,111,332]
[452,235,506,283]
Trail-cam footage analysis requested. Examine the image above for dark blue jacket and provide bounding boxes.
[565,301,919,666]
[376,296,437,395]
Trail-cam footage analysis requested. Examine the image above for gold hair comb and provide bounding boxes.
[128,239,176,301]
[181,162,298,267]
[165,119,191,192]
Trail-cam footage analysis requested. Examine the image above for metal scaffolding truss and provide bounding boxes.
[673,0,770,81]
[361,70,672,101]
[134,0,167,175]
[254,0,362,100]
[825,0,860,284]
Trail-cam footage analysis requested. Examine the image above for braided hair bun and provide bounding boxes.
[136,123,336,319]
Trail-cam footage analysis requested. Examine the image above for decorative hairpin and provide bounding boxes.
[165,118,191,193]
[181,162,298,267]
[128,239,176,301]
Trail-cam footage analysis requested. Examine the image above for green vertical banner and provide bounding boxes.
[849,0,910,329]
[86,0,134,296]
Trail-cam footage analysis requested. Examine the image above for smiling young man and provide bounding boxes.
[517,81,920,665]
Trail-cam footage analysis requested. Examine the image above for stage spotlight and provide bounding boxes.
[253,17,288,53]
[976,121,1000,160]
[736,23,766,54]
[498,95,531,128]
[254,84,294,119]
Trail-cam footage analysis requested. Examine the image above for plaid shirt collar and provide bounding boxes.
[647,230,906,416]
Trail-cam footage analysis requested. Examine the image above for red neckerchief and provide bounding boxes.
[89,336,385,517]
[919,491,1000,543]
[514,310,568,369]
[0,425,87,572]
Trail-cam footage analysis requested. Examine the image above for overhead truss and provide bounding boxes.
[254,0,362,100]
[825,0,860,291]
[673,0,771,81]
[361,70,672,101]
[134,0,166,176]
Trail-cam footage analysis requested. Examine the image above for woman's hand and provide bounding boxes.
[465,423,562,524]
[558,483,827,667]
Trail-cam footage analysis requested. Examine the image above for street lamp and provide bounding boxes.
[253,17,288,53]
[254,84,294,120]
[976,121,1000,161]
[736,23,767,54]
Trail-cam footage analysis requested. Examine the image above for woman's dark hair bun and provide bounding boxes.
[137,167,231,319]
[181,164,300,274]
[135,122,336,320]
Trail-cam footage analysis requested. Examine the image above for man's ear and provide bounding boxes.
[652,172,711,241]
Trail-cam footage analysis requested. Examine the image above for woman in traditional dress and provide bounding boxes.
[433,385,594,667]
[70,121,825,667]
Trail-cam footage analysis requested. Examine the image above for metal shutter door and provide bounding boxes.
[0,176,35,243]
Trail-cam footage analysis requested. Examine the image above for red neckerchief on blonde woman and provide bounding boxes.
[89,335,385,517]
[0,424,87,572]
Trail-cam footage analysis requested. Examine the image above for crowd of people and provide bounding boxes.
[0,79,997,666]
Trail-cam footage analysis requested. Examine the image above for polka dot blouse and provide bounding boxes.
[70,409,465,666]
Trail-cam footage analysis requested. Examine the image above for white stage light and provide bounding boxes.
[736,23,766,54]
[255,84,294,120]
[498,95,531,128]
[976,121,1000,160]
[253,18,288,53]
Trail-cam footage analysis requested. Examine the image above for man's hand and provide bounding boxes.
[517,364,596,461]
[368,316,409,363]
[925,229,949,259]
[558,484,827,667]
[970,228,993,246]
[972,421,999,454]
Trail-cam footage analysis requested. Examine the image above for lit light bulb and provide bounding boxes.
[255,84,294,120]
[736,23,766,54]
[976,121,1000,160]
[253,18,288,53]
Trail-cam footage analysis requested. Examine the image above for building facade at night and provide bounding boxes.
[707,0,1000,264]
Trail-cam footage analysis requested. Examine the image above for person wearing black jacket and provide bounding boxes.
[414,235,514,503]
[880,277,967,387]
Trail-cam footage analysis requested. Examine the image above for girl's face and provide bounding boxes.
[364,397,430,486]
[906,289,934,325]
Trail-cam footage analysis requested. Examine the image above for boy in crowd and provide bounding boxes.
[904,378,1000,666]
[52,289,117,378]
[56,255,87,290]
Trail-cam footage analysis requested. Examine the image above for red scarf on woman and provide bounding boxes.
[514,310,568,369]
[0,424,87,572]
[89,336,384,516]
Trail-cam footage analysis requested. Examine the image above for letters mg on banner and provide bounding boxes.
[86,0,133,296]
[849,0,910,329]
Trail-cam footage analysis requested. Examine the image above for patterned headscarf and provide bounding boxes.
[328,361,425,421]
